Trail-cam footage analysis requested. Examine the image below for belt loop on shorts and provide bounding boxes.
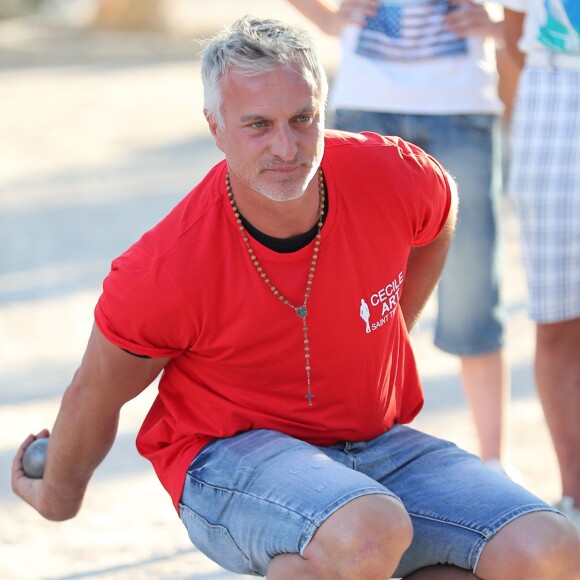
[344,441,366,453]
[526,51,580,71]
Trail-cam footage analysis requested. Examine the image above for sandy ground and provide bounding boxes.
[0,2,561,578]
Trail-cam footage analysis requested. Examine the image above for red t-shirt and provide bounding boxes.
[95,130,451,510]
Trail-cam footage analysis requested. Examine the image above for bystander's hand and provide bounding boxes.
[289,0,379,36]
[445,0,504,42]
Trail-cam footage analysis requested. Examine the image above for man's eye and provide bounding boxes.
[251,121,266,129]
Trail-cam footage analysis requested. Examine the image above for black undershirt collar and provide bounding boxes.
[240,191,328,254]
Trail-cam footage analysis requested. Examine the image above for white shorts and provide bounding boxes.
[508,66,580,323]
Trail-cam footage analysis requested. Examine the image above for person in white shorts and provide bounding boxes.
[500,0,580,529]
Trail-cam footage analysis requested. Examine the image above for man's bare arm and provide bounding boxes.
[399,174,459,332]
[12,323,170,521]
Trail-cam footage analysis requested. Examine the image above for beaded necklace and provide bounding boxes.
[226,170,325,405]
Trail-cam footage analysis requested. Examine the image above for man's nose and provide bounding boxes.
[270,124,299,161]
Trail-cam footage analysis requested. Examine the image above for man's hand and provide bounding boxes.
[12,430,52,515]
[11,324,170,521]
[13,429,86,522]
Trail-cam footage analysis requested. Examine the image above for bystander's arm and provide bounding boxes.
[502,8,525,70]
[399,174,458,332]
[287,0,379,36]
[12,324,170,521]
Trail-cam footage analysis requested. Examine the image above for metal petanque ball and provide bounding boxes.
[22,437,48,479]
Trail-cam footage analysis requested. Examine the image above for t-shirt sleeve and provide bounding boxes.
[95,244,191,359]
[397,139,453,248]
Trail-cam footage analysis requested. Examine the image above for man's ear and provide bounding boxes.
[204,109,225,152]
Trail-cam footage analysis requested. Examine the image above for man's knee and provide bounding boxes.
[303,494,413,578]
[478,512,580,579]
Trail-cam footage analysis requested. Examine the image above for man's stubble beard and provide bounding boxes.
[230,153,323,203]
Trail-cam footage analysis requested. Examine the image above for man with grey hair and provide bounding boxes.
[13,15,580,579]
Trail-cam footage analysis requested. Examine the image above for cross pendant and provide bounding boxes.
[305,391,314,405]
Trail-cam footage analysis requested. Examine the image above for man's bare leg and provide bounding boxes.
[268,500,580,579]
[407,512,580,579]
[267,495,412,579]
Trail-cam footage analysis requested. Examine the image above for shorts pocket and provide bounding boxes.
[453,114,495,136]
[179,502,256,575]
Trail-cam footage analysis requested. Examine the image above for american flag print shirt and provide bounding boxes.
[355,0,468,62]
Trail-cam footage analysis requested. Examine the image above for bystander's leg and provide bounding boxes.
[536,318,580,525]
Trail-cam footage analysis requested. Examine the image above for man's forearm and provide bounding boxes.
[37,378,121,520]
[13,324,169,521]
[399,242,449,332]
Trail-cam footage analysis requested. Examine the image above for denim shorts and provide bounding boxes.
[179,426,555,577]
[334,110,505,356]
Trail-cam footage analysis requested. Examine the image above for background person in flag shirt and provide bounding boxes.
[289,0,519,480]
